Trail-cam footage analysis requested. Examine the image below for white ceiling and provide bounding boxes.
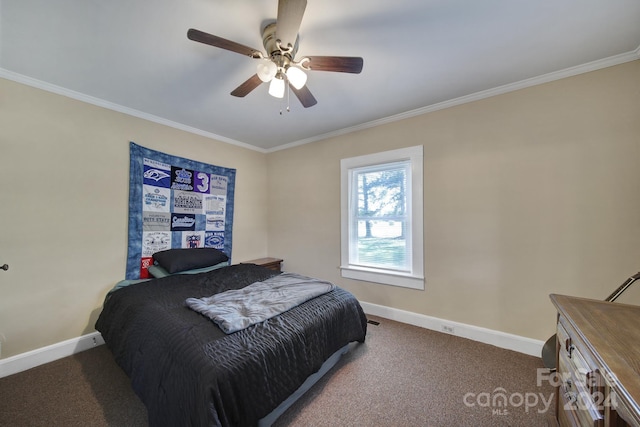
[2,0,639,151]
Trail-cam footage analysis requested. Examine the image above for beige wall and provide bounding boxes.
[267,60,640,341]
[0,78,269,358]
[1,60,638,360]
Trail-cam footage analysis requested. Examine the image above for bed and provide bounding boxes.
[95,257,368,426]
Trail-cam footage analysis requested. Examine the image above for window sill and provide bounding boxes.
[340,266,424,290]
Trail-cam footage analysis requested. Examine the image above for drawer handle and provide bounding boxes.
[562,379,574,399]
[564,389,578,405]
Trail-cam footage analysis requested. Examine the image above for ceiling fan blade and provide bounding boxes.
[187,28,261,57]
[230,74,263,97]
[304,56,363,74]
[291,84,317,108]
[276,0,307,50]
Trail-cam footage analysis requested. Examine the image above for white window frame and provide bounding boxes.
[340,145,424,290]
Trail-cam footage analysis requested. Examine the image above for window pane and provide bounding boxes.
[356,166,406,219]
[352,162,409,271]
[355,220,407,270]
[340,145,423,289]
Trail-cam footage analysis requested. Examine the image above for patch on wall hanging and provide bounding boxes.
[126,142,236,279]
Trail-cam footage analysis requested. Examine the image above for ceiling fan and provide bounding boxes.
[187,0,363,108]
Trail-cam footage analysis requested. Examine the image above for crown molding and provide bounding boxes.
[0,68,267,153]
[2,45,638,155]
[267,49,640,152]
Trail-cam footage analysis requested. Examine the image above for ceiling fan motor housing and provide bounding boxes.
[262,22,298,63]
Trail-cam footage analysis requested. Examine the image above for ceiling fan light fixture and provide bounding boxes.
[268,73,286,98]
[257,60,278,82]
[286,66,307,89]
[188,0,363,109]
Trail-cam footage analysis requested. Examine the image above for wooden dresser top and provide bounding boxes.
[550,294,640,425]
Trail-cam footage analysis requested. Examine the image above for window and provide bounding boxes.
[340,146,424,289]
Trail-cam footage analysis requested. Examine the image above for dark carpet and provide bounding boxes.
[0,315,556,426]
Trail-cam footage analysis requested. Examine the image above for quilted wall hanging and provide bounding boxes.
[126,142,236,279]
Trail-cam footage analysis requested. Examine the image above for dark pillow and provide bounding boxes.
[147,260,230,278]
[152,248,229,274]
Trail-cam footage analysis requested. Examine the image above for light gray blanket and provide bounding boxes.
[185,273,336,334]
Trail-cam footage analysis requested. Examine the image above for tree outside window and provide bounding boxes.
[353,162,409,271]
[341,146,424,290]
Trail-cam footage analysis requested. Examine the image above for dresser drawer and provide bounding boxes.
[558,350,604,427]
[551,294,640,427]
[558,390,583,427]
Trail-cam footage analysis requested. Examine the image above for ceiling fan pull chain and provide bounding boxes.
[280,84,291,115]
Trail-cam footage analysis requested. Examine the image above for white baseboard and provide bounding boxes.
[0,332,105,378]
[0,304,543,378]
[360,301,544,358]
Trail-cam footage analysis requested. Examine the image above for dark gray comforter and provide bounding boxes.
[95,264,367,426]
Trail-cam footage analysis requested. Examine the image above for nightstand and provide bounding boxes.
[241,257,283,272]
